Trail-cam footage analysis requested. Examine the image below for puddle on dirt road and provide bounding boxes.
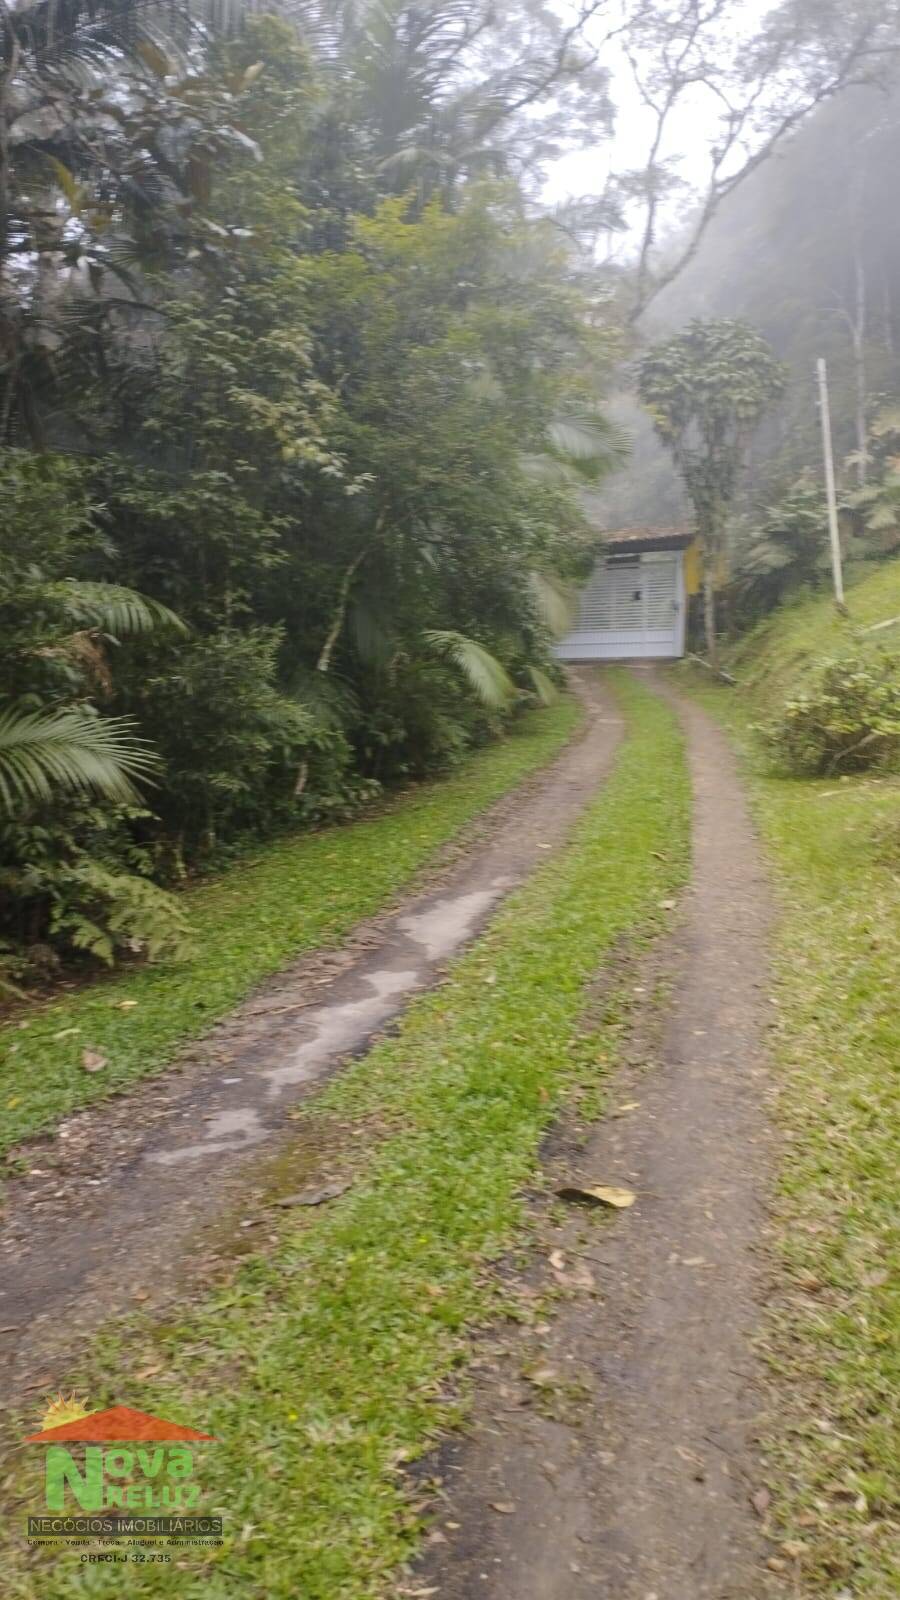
[262,966,419,1095]
[147,874,518,1165]
[151,1104,267,1164]
[397,878,511,959]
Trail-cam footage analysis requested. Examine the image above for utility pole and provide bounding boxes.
[816,358,847,614]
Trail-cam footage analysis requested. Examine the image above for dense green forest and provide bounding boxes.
[3,0,900,981]
[0,0,622,977]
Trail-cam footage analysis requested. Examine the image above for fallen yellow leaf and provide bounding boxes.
[556,1183,636,1209]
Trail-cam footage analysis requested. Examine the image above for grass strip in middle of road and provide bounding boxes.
[11,672,690,1600]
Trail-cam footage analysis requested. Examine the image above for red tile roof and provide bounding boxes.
[603,526,692,550]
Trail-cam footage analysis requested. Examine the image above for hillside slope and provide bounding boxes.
[727,557,900,707]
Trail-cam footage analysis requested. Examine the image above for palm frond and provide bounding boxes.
[528,571,577,639]
[547,412,622,459]
[283,664,358,728]
[542,411,625,483]
[423,630,514,711]
[51,581,186,639]
[0,705,161,812]
[525,664,559,706]
[349,598,396,669]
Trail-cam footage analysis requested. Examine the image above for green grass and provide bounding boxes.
[687,674,900,1598]
[4,673,689,1599]
[0,699,580,1160]
[728,554,900,711]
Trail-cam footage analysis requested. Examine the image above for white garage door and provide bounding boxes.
[555,551,685,661]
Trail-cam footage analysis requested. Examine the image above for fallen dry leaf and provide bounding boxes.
[750,1487,771,1517]
[524,1365,558,1388]
[556,1183,636,1210]
[612,1101,641,1116]
[549,1249,566,1271]
[135,1364,163,1381]
[490,1502,515,1515]
[81,1048,107,1074]
[568,1261,596,1291]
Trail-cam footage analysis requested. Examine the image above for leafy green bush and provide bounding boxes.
[730,479,830,624]
[763,653,900,775]
[0,801,191,972]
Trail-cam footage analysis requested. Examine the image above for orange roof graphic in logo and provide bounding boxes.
[25,1405,215,1444]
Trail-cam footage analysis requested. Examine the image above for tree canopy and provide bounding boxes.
[639,318,786,663]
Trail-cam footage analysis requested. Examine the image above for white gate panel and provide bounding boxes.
[555,550,685,661]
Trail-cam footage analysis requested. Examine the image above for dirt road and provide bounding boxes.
[4,669,777,1598]
[1,672,623,1403]
[414,673,775,1599]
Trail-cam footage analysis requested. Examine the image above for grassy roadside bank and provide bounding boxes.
[5,673,689,1599]
[685,673,900,1599]
[0,698,580,1161]
[728,555,900,708]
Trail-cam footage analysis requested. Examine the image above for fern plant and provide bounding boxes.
[48,859,193,965]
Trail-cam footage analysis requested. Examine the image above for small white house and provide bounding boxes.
[555,527,694,662]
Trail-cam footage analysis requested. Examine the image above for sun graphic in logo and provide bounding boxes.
[38,1393,93,1432]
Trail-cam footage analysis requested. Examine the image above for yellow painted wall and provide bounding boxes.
[683,540,702,596]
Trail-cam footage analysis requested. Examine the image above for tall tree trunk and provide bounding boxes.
[702,563,719,672]
[315,511,385,677]
[883,264,896,361]
[316,548,367,676]
[852,239,868,486]
[0,23,20,441]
